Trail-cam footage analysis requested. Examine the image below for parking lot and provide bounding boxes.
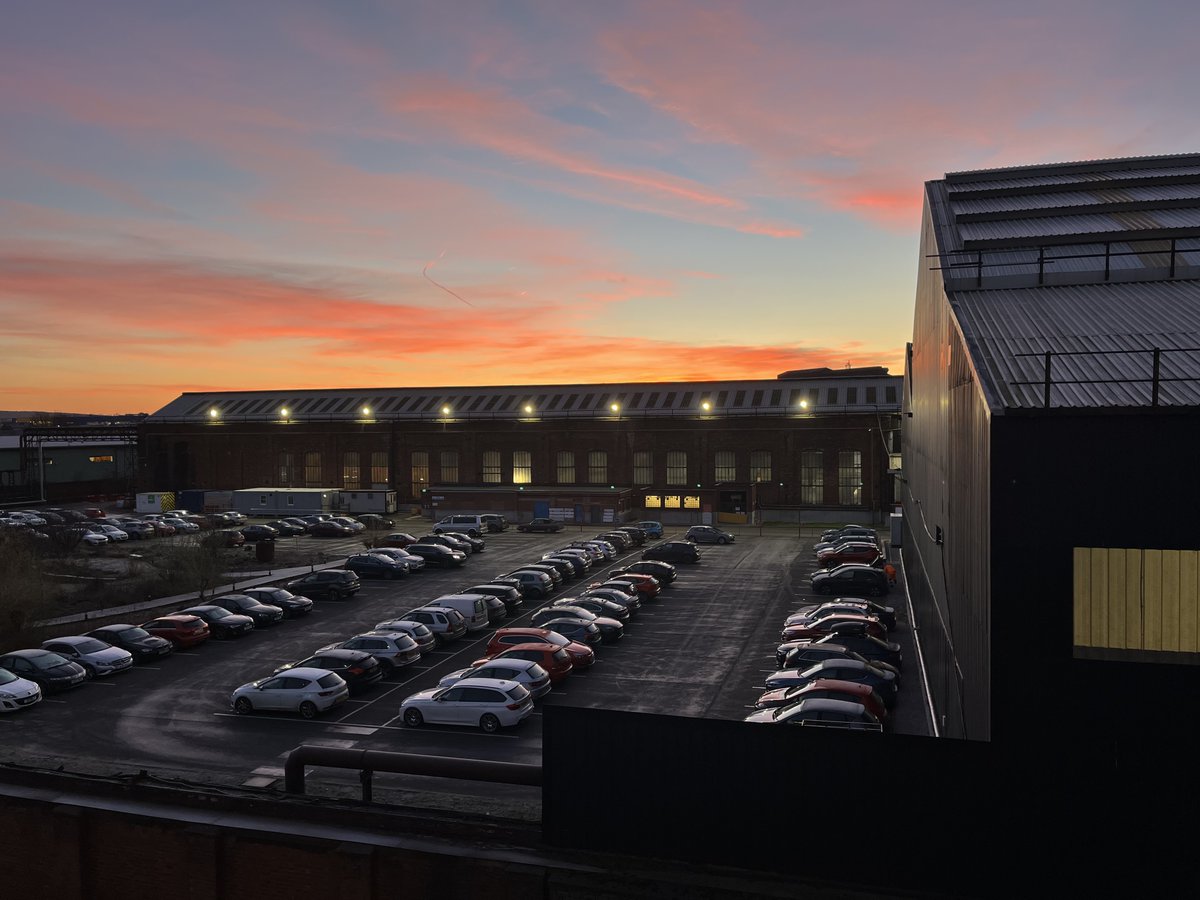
[0,524,928,813]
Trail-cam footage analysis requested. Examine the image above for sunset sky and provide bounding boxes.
[3,1,1198,413]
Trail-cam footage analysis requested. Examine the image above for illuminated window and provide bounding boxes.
[750,451,772,483]
[588,450,607,484]
[633,450,652,485]
[683,495,700,509]
[513,450,532,484]
[440,450,459,484]
[342,451,360,488]
[278,451,294,486]
[664,495,681,508]
[304,451,321,487]
[370,451,388,485]
[644,495,662,508]
[666,451,687,486]
[557,451,575,484]
[838,450,863,505]
[800,450,823,505]
[87,455,114,463]
[714,450,736,482]
[482,450,501,484]
[411,451,429,486]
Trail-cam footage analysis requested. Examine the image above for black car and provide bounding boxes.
[287,568,362,600]
[310,520,355,537]
[241,587,315,618]
[357,513,394,530]
[494,571,552,600]
[462,583,524,615]
[792,599,897,631]
[642,541,701,563]
[480,514,508,533]
[543,553,587,576]
[533,605,622,643]
[274,649,383,694]
[537,617,604,645]
[86,624,174,661]
[240,524,279,542]
[405,543,467,568]
[179,605,255,639]
[580,587,642,614]
[810,563,889,597]
[764,659,899,707]
[344,553,409,579]
[479,595,508,624]
[0,649,88,692]
[612,560,678,584]
[555,595,630,622]
[210,593,285,626]
[517,518,564,533]
[809,633,903,670]
[597,531,633,551]
[264,519,306,537]
[615,526,649,546]
[536,557,578,580]
[419,533,483,554]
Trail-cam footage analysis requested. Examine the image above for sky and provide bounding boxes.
[3,1,1198,414]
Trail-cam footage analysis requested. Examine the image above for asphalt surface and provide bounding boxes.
[1,526,928,814]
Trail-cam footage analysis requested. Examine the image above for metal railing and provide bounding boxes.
[1011,347,1200,408]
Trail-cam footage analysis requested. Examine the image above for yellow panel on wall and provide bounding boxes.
[1180,552,1198,653]
[1107,549,1126,650]
[1161,550,1181,653]
[1073,548,1090,647]
[1090,549,1108,648]
[1125,549,1142,650]
[1143,550,1162,651]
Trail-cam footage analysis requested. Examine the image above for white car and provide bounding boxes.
[97,524,130,542]
[0,667,42,712]
[41,635,134,677]
[8,511,47,526]
[220,510,247,525]
[437,658,553,699]
[162,517,199,533]
[400,677,534,732]
[230,667,349,719]
[80,531,109,546]
[368,548,425,572]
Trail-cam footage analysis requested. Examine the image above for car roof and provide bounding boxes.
[453,677,521,691]
[43,635,95,646]
[790,679,874,697]
[474,657,540,671]
[279,667,342,681]
[780,698,867,716]
[494,627,551,637]
[306,649,370,661]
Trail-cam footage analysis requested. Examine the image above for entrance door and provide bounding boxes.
[534,500,550,518]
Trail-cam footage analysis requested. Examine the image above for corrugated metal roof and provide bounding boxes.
[149,375,903,422]
[958,207,1200,243]
[945,165,1200,194]
[952,183,1200,216]
[950,280,1200,410]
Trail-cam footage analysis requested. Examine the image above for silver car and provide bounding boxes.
[400,606,468,644]
[372,619,437,653]
[230,667,349,718]
[318,632,422,673]
[368,548,426,572]
[438,657,553,699]
[41,635,134,677]
[400,678,534,732]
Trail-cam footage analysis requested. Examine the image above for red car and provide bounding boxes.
[140,614,211,648]
[379,532,418,548]
[816,541,882,568]
[485,627,595,668]
[781,614,885,643]
[472,643,575,683]
[590,575,660,601]
[753,678,889,723]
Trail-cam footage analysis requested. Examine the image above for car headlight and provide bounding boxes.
[0,692,14,700]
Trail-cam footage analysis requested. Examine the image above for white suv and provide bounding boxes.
[433,514,486,537]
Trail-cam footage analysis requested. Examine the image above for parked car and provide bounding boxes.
[420,532,483,554]
[763,659,898,707]
[536,616,604,646]
[79,530,109,546]
[787,600,896,632]
[494,570,553,599]
[532,605,621,643]
[543,552,589,576]
[264,519,306,537]
[240,524,279,542]
[343,552,409,579]
[405,543,467,568]
[612,560,677,584]
[536,556,578,580]
[401,606,469,644]
[241,587,315,618]
[462,583,523,615]
[331,516,366,534]
[96,524,130,543]
[637,521,665,538]
[598,531,633,551]
[141,614,211,647]
[162,517,199,534]
[816,541,883,568]
[685,525,735,545]
[310,520,355,537]
[642,541,701,563]
[178,605,256,639]
[299,514,333,527]
[432,514,488,537]
[40,635,134,677]
[473,643,575,683]
[517,518,564,533]
[282,517,312,532]
[400,678,534,732]
[592,577,659,602]
[438,658,551,698]
[220,510,247,525]
[480,514,509,533]
[809,632,903,670]
[554,595,630,622]
[356,513,394,530]
[367,547,425,572]
[287,569,361,600]
[774,642,880,672]
[372,619,438,654]
[518,563,565,586]
[211,593,285,627]
[86,624,174,661]
[230,668,349,718]
[578,587,642,614]
[810,563,890,597]
[430,593,491,632]
[0,667,42,712]
[781,614,886,642]
[215,528,246,547]
[565,541,608,561]
[146,519,176,536]
[743,698,882,729]
[753,679,889,723]
[483,628,595,669]
[274,649,384,693]
[379,532,418,548]
[115,519,155,540]
[0,649,88,692]
[318,632,422,673]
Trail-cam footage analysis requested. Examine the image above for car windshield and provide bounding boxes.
[553,648,571,663]
[316,673,343,689]
[34,653,67,669]
[0,669,16,685]
[71,638,109,654]
[506,686,529,702]
[116,627,150,640]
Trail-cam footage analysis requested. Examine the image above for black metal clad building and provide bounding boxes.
[906,153,1200,745]
[140,369,902,525]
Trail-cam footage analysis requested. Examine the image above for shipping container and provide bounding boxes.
[333,490,398,513]
[230,488,333,516]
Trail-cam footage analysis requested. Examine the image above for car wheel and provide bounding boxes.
[298,701,318,719]
[403,708,423,727]
[468,529,479,537]
[718,537,728,545]
[330,589,343,601]
[378,659,394,676]
[480,713,501,733]
[234,697,253,715]
[82,663,97,678]
[433,528,443,535]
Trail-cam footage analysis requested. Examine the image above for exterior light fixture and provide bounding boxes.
[524,404,533,414]
[701,400,711,412]
[361,406,371,416]
[441,405,451,415]
[208,408,219,419]
[610,402,620,413]
[799,399,809,409]
[280,407,290,419]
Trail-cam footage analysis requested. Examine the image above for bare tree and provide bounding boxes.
[0,531,53,651]
[161,536,227,601]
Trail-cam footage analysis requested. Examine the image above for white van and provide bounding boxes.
[434,514,486,537]
[431,593,490,632]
